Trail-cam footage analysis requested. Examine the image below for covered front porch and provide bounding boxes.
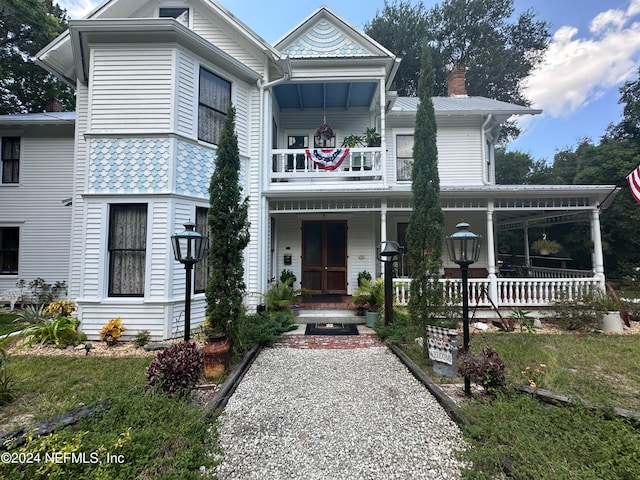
[265,184,618,314]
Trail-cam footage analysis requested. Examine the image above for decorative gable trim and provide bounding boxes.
[281,19,373,58]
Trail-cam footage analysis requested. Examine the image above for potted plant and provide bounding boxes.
[357,270,372,287]
[531,237,561,255]
[363,127,381,147]
[341,135,365,170]
[315,123,334,141]
[353,278,384,327]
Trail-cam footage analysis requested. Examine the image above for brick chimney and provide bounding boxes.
[45,98,63,112]
[447,67,467,97]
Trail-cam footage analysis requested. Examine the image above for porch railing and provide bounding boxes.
[271,148,382,182]
[529,266,593,279]
[392,277,602,309]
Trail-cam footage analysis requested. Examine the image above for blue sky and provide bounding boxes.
[57,0,640,162]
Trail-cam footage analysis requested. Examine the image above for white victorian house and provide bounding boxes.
[0,0,617,340]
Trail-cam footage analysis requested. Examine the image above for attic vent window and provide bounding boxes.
[159,7,189,26]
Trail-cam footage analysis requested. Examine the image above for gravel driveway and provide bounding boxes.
[214,346,467,479]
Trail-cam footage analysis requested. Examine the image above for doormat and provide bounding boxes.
[303,294,344,304]
[305,323,359,336]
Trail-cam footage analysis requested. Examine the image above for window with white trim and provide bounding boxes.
[396,134,414,181]
[0,227,19,275]
[198,67,231,145]
[108,204,147,296]
[2,137,20,184]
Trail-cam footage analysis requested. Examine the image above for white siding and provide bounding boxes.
[148,201,171,298]
[89,47,174,132]
[438,125,484,185]
[69,83,89,300]
[191,10,264,74]
[0,129,74,292]
[176,50,197,137]
[81,202,105,298]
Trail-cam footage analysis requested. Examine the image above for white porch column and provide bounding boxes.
[590,208,606,288]
[380,199,388,279]
[486,204,499,305]
[524,222,531,268]
[379,76,387,189]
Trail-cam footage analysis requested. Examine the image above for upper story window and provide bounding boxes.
[198,67,231,145]
[108,204,147,297]
[0,227,19,275]
[2,137,20,184]
[396,134,414,181]
[159,7,189,26]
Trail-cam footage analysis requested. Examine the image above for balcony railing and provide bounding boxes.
[392,277,602,309]
[271,147,382,183]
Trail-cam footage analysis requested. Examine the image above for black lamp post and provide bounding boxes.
[171,221,207,341]
[379,240,400,326]
[446,222,482,396]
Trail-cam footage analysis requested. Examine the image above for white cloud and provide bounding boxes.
[57,0,101,19]
[522,1,640,122]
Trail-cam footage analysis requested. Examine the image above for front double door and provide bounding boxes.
[301,221,347,294]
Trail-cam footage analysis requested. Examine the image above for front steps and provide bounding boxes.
[296,309,364,324]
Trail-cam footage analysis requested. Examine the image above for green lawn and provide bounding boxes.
[0,355,219,479]
[401,331,640,480]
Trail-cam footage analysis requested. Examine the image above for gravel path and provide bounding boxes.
[214,346,467,479]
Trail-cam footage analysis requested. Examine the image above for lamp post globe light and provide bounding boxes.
[378,240,400,326]
[171,221,207,342]
[445,222,482,396]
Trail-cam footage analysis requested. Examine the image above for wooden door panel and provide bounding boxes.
[302,221,347,294]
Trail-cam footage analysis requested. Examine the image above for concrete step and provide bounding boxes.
[296,309,365,324]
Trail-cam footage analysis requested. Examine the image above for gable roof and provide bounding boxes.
[35,0,283,86]
[275,6,396,59]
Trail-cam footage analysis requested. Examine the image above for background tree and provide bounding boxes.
[1,0,75,113]
[205,106,250,345]
[405,42,446,325]
[495,147,554,185]
[365,0,549,139]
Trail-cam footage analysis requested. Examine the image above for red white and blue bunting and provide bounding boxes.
[305,148,350,170]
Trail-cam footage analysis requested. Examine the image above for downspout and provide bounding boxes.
[481,114,493,185]
[256,56,290,299]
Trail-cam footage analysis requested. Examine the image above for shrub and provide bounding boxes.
[279,269,296,286]
[146,342,203,397]
[15,304,47,324]
[27,316,85,348]
[134,329,151,347]
[43,300,76,318]
[458,347,507,393]
[100,317,126,346]
[548,290,607,331]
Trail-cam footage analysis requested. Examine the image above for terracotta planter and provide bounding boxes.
[203,333,230,380]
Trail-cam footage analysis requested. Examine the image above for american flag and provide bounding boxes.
[628,165,640,204]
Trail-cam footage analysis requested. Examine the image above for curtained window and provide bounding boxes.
[396,135,414,181]
[198,68,231,145]
[108,204,147,296]
[0,227,19,274]
[194,207,209,293]
[2,137,20,184]
[159,7,189,26]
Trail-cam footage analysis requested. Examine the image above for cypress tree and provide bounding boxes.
[406,41,446,325]
[205,106,250,341]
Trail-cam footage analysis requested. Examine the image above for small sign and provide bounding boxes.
[425,325,458,377]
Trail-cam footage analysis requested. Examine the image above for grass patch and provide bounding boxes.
[1,355,218,479]
[386,318,640,480]
[0,314,24,337]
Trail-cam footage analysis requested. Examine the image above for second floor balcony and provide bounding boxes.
[270,147,384,186]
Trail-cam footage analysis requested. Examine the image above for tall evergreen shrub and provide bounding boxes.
[406,42,446,325]
[206,106,250,342]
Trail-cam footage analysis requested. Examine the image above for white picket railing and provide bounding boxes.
[392,277,602,309]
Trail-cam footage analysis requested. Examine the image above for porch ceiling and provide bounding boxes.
[273,81,377,109]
